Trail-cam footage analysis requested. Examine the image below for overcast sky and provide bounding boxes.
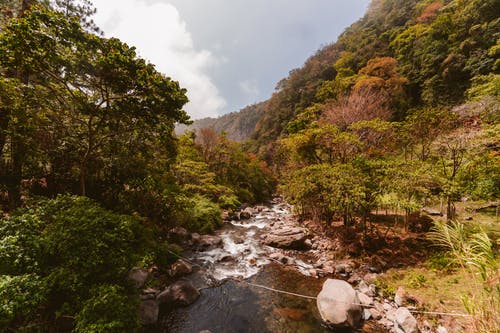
[91,0,370,119]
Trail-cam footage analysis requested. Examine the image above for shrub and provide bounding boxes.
[182,195,222,234]
[0,195,145,332]
[74,285,140,333]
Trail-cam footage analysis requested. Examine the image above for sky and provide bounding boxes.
[91,0,370,119]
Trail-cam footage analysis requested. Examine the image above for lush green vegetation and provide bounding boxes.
[0,1,273,331]
[245,0,499,238]
[0,0,498,332]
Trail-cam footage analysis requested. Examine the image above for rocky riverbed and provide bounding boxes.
[134,198,449,333]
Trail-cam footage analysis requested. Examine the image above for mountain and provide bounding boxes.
[176,102,267,142]
[247,0,499,156]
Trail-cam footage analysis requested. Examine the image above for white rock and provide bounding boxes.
[394,307,419,333]
[357,292,374,306]
[437,326,448,333]
[316,279,363,328]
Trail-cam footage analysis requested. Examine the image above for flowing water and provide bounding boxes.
[155,201,335,333]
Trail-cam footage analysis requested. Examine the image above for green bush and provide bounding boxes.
[74,285,140,333]
[182,195,222,234]
[0,195,145,332]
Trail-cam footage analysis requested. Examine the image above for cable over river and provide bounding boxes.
[154,199,337,333]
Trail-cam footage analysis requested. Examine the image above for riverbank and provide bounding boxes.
[141,198,471,332]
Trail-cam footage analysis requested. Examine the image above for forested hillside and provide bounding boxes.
[0,1,273,331]
[249,0,499,156]
[244,0,499,243]
[175,101,267,142]
[0,0,498,332]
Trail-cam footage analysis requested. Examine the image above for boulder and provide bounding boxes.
[394,307,419,333]
[128,267,148,289]
[168,227,190,243]
[233,235,245,244]
[157,280,200,307]
[316,279,363,328]
[139,299,159,325]
[263,227,309,250]
[195,235,223,250]
[169,259,193,278]
[240,207,254,220]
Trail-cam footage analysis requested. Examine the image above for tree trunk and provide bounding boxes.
[79,166,86,196]
[405,208,410,232]
[446,195,453,221]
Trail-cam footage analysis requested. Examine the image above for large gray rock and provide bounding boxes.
[157,280,200,307]
[139,300,159,325]
[395,307,419,333]
[316,279,363,328]
[263,227,309,250]
[128,267,148,289]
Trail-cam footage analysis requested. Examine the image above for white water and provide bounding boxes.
[191,201,314,281]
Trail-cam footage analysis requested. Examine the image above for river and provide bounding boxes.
[154,200,335,333]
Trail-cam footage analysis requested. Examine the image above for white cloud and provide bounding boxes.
[91,0,226,119]
[239,79,260,96]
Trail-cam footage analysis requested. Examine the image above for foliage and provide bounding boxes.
[428,220,499,332]
[0,195,145,332]
[281,163,367,224]
[179,194,223,234]
[74,285,140,333]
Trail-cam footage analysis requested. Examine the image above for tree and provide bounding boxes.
[435,132,468,220]
[0,5,189,203]
[282,163,367,226]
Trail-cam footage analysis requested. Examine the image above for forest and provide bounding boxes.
[0,0,498,332]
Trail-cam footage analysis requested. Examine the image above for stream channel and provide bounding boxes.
[155,199,334,333]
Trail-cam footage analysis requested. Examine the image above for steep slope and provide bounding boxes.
[176,102,267,142]
[249,0,499,156]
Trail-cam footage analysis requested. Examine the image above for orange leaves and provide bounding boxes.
[416,2,444,24]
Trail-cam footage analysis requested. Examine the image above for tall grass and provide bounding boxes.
[428,221,499,332]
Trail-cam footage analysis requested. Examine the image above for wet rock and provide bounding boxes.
[128,267,148,289]
[269,252,286,263]
[304,238,313,248]
[263,227,309,250]
[196,235,223,250]
[239,207,254,219]
[157,280,200,307]
[220,254,235,262]
[191,232,201,244]
[139,299,159,325]
[233,235,245,244]
[168,227,190,243]
[255,205,266,212]
[317,279,363,328]
[395,307,419,333]
[169,259,193,278]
